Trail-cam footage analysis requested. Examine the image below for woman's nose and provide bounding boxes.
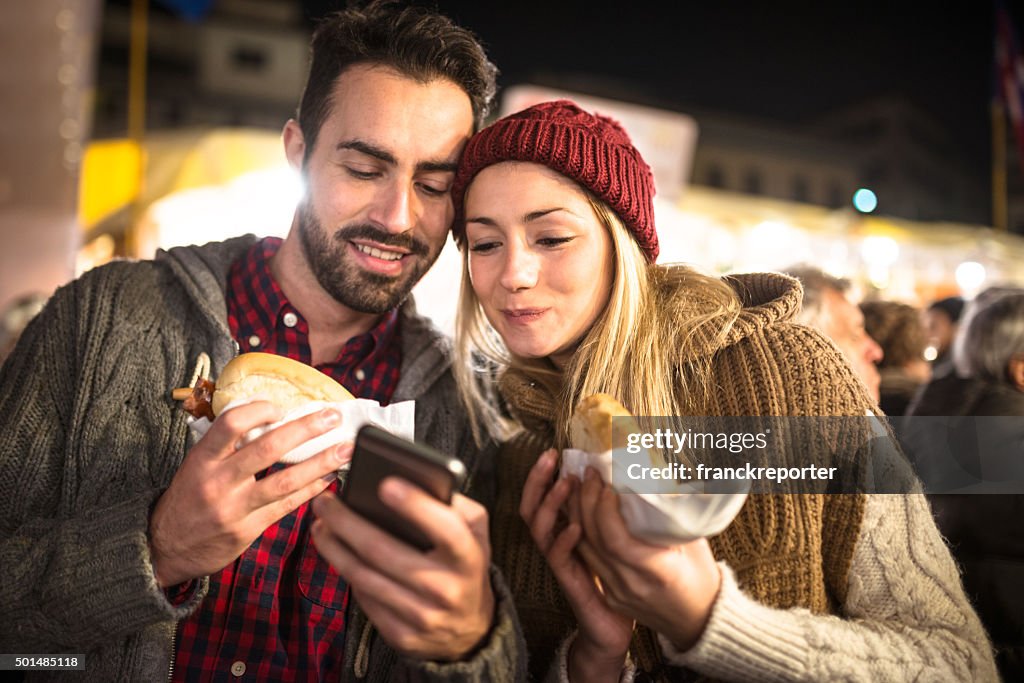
[499,244,539,292]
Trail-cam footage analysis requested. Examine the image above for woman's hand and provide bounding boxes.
[520,450,634,682]
[571,467,723,653]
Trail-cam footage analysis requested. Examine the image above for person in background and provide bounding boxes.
[903,291,1024,681]
[906,286,1023,419]
[0,3,526,681]
[782,265,884,405]
[0,291,47,366]
[924,295,964,378]
[449,100,996,682]
[860,300,930,417]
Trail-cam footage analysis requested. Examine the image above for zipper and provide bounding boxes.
[167,624,177,682]
[354,619,372,679]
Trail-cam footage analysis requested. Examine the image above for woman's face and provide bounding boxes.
[464,162,614,367]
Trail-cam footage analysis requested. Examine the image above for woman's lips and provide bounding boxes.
[501,308,548,324]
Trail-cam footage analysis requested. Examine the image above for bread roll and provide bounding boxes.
[570,393,642,454]
[211,352,354,416]
[570,393,675,470]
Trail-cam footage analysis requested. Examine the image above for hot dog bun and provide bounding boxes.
[210,352,354,416]
[570,393,641,454]
[570,393,674,472]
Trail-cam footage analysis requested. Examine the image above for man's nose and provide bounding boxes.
[369,182,417,234]
[866,336,883,364]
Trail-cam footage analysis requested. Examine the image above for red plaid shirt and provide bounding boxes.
[172,237,402,681]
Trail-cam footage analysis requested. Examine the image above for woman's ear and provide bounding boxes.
[1009,354,1024,392]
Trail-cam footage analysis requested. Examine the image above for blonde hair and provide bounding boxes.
[453,191,742,447]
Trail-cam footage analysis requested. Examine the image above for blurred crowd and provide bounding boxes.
[784,265,1024,679]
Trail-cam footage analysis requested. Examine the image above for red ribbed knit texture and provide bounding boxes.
[452,100,659,262]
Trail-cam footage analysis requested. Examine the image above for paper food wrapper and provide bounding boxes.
[560,447,749,546]
[188,398,415,465]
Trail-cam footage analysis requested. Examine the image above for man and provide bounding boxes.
[782,265,884,404]
[0,291,46,365]
[924,295,964,379]
[860,300,930,417]
[0,3,524,681]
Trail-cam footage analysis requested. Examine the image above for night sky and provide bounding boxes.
[302,0,1012,182]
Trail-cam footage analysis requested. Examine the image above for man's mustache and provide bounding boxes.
[333,224,429,256]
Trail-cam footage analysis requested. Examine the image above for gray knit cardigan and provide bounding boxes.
[0,235,524,682]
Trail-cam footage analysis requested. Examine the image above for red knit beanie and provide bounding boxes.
[451,100,659,262]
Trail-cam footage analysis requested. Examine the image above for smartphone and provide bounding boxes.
[340,424,468,551]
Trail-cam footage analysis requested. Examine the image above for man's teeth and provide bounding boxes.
[355,244,403,261]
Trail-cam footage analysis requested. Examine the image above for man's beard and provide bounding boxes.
[296,202,441,314]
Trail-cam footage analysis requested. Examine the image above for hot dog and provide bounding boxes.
[173,352,354,419]
[570,393,643,455]
[569,393,675,476]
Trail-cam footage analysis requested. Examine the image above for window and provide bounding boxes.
[792,175,809,203]
[744,168,762,195]
[705,163,725,188]
[828,181,843,208]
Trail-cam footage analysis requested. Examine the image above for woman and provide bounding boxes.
[449,100,996,682]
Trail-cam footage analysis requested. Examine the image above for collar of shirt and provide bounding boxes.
[226,236,401,404]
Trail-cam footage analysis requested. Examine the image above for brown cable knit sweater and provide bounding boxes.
[489,271,994,682]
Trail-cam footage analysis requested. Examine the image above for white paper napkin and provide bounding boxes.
[188,397,415,465]
[560,447,749,546]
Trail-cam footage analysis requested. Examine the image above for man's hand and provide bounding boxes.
[311,479,495,661]
[149,402,352,587]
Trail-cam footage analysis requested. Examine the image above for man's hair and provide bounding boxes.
[297,1,498,157]
[780,264,850,328]
[956,290,1024,382]
[860,300,926,369]
[927,296,965,324]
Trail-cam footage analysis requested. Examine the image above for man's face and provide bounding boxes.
[924,308,956,357]
[287,64,474,314]
[819,288,884,402]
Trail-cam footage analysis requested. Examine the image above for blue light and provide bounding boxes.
[853,188,878,213]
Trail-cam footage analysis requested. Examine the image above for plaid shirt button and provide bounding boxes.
[283,311,298,327]
[230,662,246,677]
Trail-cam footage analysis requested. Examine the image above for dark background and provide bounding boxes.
[298,0,1008,200]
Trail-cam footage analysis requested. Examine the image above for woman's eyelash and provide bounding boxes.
[538,236,574,246]
[468,236,573,252]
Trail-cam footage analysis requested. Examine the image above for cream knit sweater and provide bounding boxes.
[550,488,998,682]
[658,492,997,681]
